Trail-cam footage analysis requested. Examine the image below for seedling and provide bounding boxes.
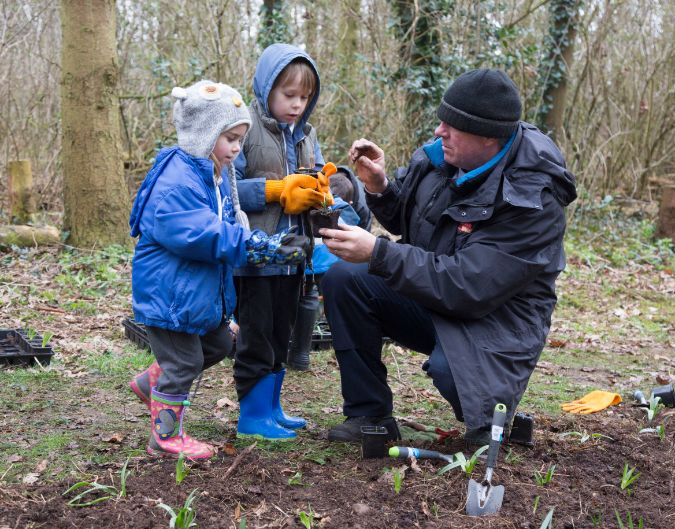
[615,509,644,529]
[643,395,662,422]
[298,505,315,529]
[63,457,131,507]
[559,431,614,443]
[438,445,489,477]
[41,331,53,348]
[238,516,247,529]
[392,468,403,494]
[176,452,191,484]
[539,507,555,529]
[620,463,640,495]
[639,424,665,441]
[504,447,523,464]
[26,328,37,341]
[157,488,199,528]
[532,495,540,514]
[533,464,556,486]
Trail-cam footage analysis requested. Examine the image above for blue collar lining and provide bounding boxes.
[455,133,515,187]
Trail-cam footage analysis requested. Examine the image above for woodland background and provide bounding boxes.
[0,0,673,247]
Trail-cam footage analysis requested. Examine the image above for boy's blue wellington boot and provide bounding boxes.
[272,369,306,429]
[237,373,297,441]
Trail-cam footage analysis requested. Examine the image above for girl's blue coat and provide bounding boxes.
[129,147,250,335]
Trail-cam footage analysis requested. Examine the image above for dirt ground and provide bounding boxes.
[0,209,673,528]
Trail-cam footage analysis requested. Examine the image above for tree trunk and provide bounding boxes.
[656,185,675,243]
[8,160,35,224]
[60,0,130,247]
[537,0,581,140]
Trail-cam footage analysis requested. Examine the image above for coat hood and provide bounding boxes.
[252,43,320,129]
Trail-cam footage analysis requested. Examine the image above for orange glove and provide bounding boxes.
[560,390,622,414]
[281,186,327,214]
[265,174,319,203]
[317,162,338,197]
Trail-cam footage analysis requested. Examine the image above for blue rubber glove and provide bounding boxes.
[246,227,310,267]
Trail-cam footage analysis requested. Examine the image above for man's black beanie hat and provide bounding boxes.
[436,68,522,138]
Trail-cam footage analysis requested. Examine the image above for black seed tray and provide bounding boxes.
[122,318,150,350]
[0,329,54,366]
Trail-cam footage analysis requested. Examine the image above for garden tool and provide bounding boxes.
[466,403,507,517]
[388,446,453,464]
[632,390,649,407]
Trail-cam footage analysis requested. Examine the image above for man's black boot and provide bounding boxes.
[287,299,318,371]
[327,416,401,443]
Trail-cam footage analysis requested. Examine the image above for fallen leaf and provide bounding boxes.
[22,473,39,485]
[35,459,48,473]
[548,339,567,348]
[216,397,237,409]
[352,503,370,515]
[655,374,672,385]
[221,443,237,456]
[6,454,23,463]
[100,432,125,443]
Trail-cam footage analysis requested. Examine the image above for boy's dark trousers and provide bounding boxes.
[234,274,303,399]
[146,322,234,395]
[322,261,464,421]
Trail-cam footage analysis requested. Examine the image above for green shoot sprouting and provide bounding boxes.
[644,395,662,422]
[26,328,37,341]
[534,464,556,486]
[620,463,640,495]
[176,452,191,485]
[539,507,555,529]
[532,495,540,514]
[639,423,665,441]
[438,445,489,477]
[41,331,54,348]
[559,431,614,443]
[157,488,199,528]
[615,509,645,529]
[393,468,403,494]
[298,505,315,529]
[63,457,131,507]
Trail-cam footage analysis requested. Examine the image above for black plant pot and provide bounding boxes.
[309,208,341,237]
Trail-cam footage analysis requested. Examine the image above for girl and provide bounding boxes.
[128,81,309,458]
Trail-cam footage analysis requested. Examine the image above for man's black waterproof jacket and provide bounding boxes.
[366,122,577,430]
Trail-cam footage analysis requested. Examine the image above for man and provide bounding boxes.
[319,68,577,445]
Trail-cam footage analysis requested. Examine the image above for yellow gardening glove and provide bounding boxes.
[317,162,338,197]
[560,390,622,414]
[265,174,319,203]
[281,186,326,214]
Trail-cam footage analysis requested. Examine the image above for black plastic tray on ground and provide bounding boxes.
[122,318,151,350]
[0,329,54,366]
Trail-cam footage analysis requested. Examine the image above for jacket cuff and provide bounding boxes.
[368,237,390,276]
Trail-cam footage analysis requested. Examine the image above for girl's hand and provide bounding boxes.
[349,139,388,194]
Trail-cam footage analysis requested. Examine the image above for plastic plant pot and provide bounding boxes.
[508,412,535,447]
[652,384,675,408]
[309,208,341,237]
[360,425,388,459]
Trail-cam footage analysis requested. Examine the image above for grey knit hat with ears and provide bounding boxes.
[171,80,252,159]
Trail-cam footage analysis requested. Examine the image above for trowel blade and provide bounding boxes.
[466,478,505,516]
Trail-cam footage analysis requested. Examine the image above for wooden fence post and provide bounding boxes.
[656,185,675,243]
[8,160,35,224]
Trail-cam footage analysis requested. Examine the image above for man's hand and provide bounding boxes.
[320,224,377,263]
[348,139,387,194]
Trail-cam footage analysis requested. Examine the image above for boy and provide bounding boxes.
[233,43,331,440]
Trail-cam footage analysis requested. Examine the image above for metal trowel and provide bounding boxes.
[466,403,507,516]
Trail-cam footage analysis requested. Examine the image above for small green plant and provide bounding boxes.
[175,452,191,485]
[26,328,37,341]
[559,431,614,443]
[157,488,199,528]
[238,516,247,529]
[298,505,315,529]
[288,471,305,486]
[590,512,603,527]
[392,468,403,494]
[41,331,53,348]
[534,464,556,486]
[532,495,540,514]
[639,423,665,441]
[504,447,523,464]
[63,457,131,507]
[438,445,489,477]
[620,463,640,495]
[644,395,662,421]
[615,509,644,529]
[540,507,554,529]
